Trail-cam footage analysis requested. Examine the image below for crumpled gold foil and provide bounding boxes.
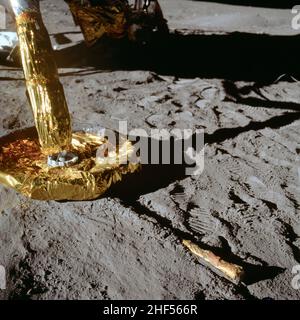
[15,10,72,155]
[0,127,140,200]
[66,0,129,46]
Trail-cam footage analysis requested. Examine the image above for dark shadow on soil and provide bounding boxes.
[222,80,300,111]
[50,32,300,82]
[108,135,195,200]
[216,236,285,285]
[2,32,300,82]
[205,111,300,144]
[243,265,285,285]
[109,111,300,200]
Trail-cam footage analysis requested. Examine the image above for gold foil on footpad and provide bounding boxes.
[0,127,140,200]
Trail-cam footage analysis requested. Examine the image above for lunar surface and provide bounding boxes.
[0,0,299,300]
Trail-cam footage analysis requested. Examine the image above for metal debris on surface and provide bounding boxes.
[183,240,245,283]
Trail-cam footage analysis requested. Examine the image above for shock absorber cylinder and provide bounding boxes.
[10,0,72,156]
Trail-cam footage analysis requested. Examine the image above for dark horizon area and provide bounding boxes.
[193,0,300,9]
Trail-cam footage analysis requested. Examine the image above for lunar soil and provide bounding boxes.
[0,0,299,300]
